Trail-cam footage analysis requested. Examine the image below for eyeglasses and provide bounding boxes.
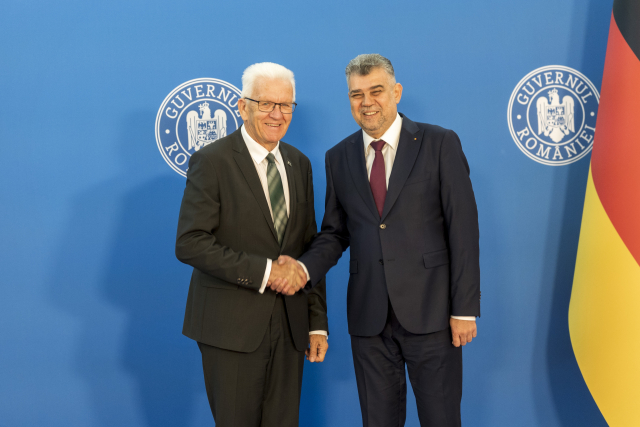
[244,97,297,114]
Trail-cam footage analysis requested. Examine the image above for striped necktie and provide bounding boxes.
[266,153,288,244]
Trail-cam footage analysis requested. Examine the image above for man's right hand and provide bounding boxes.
[268,257,307,295]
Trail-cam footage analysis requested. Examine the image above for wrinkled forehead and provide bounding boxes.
[348,68,395,92]
[251,77,294,100]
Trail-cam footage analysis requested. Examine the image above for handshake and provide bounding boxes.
[267,255,308,295]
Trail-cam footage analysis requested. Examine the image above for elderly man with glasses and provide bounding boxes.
[175,62,328,427]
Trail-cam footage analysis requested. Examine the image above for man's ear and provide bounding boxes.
[394,83,403,104]
[237,98,249,121]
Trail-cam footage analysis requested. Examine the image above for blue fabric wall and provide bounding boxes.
[0,1,613,425]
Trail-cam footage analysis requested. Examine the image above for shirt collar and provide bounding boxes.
[241,124,282,165]
[362,113,403,153]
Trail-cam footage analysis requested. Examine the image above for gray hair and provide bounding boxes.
[345,54,395,85]
[241,62,296,102]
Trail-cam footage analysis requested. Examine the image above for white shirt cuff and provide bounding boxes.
[297,260,311,282]
[259,259,272,294]
[450,315,476,321]
[309,330,328,337]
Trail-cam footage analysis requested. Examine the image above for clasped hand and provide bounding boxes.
[267,255,307,295]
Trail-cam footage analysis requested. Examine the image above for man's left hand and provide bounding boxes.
[306,334,329,362]
[450,318,477,347]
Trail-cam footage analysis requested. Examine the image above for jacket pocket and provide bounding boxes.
[404,173,431,186]
[349,260,358,274]
[423,249,449,269]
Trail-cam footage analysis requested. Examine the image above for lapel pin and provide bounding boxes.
[287,160,292,166]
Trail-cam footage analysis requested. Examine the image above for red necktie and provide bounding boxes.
[369,140,387,217]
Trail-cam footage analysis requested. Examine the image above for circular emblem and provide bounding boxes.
[507,65,599,166]
[155,78,243,176]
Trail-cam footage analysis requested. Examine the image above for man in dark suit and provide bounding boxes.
[281,54,480,426]
[175,62,329,427]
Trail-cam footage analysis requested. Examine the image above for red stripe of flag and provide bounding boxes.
[591,13,640,265]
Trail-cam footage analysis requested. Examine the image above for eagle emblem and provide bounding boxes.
[536,88,575,143]
[186,102,227,151]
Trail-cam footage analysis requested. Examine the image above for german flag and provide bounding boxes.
[569,0,640,424]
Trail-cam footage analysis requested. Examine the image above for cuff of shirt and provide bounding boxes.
[309,330,328,337]
[259,259,272,294]
[297,261,311,282]
[450,315,476,321]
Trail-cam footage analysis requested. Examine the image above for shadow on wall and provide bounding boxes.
[290,105,363,427]
[49,112,205,427]
[290,107,329,427]
[534,0,611,425]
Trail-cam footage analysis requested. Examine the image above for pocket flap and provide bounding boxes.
[423,249,449,269]
[404,173,431,186]
[349,260,358,274]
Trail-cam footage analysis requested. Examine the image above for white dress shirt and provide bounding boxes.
[363,112,403,186]
[300,114,475,322]
[241,125,327,336]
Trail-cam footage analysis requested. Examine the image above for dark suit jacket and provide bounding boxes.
[299,114,479,337]
[176,128,328,353]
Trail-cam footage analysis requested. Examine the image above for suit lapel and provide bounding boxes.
[231,132,279,242]
[346,131,380,221]
[279,144,296,249]
[381,115,421,221]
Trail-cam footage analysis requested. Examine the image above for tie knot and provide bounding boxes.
[370,140,386,152]
[266,153,276,164]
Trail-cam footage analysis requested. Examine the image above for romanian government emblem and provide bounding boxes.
[155,78,242,176]
[507,65,599,166]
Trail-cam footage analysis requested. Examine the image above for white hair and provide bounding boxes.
[241,62,296,102]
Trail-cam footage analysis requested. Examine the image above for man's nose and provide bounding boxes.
[362,94,374,106]
[269,105,284,119]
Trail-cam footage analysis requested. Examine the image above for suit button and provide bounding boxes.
[379,259,384,265]
[380,224,386,229]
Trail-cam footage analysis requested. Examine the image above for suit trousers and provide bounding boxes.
[198,294,305,427]
[350,301,462,427]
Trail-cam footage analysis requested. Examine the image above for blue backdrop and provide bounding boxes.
[0,1,613,426]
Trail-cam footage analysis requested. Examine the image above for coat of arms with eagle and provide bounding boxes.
[186,102,228,151]
[536,88,575,143]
